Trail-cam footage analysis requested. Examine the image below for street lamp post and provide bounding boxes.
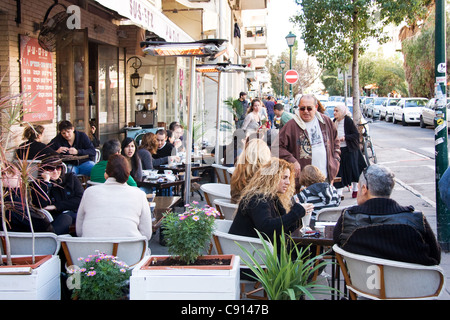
[280,59,286,98]
[285,32,296,101]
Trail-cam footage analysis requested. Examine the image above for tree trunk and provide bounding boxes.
[351,4,362,125]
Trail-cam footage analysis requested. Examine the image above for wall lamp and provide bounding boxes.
[127,56,142,89]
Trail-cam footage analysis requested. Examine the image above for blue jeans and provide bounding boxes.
[67,160,95,176]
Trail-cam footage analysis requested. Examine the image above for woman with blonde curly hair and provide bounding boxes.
[230,138,271,203]
[229,157,314,241]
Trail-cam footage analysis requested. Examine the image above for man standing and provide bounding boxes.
[273,103,294,128]
[48,120,96,176]
[235,92,249,128]
[265,96,276,128]
[333,165,441,266]
[274,94,340,189]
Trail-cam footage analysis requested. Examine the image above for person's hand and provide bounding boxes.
[301,203,314,215]
[293,161,301,177]
[68,147,78,155]
[170,156,181,162]
[56,146,69,154]
[41,171,51,182]
[44,205,57,211]
[174,139,182,149]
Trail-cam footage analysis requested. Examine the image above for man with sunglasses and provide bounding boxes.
[274,94,340,190]
[333,164,441,265]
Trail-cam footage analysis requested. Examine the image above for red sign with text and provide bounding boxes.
[20,35,54,122]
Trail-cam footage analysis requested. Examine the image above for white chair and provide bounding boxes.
[213,198,238,220]
[86,180,102,187]
[200,183,231,207]
[226,167,235,176]
[58,235,149,269]
[315,206,347,222]
[0,231,60,256]
[95,149,101,163]
[333,244,445,300]
[212,164,231,184]
[211,219,273,299]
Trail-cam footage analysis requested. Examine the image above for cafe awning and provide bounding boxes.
[93,0,194,42]
[364,83,379,90]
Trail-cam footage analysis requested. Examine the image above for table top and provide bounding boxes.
[290,228,334,246]
[138,175,201,188]
[154,163,212,173]
[60,154,89,161]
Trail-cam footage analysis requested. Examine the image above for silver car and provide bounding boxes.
[392,98,428,126]
[380,98,401,121]
[420,98,450,129]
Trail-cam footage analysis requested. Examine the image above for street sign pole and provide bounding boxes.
[435,0,450,251]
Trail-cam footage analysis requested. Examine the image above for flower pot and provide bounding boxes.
[130,254,240,300]
[0,255,61,300]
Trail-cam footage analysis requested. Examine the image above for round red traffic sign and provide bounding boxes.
[285,70,299,84]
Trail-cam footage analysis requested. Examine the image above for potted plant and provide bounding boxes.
[130,202,240,300]
[238,229,338,300]
[68,251,131,300]
[0,75,61,299]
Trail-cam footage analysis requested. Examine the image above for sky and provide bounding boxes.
[266,0,302,60]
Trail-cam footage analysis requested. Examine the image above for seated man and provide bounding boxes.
[47,120,96,176]
[90,139,137,187]
[333,164,441,266]
[154,129,175,159]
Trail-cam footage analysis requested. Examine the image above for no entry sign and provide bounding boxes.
[285,70,299,84]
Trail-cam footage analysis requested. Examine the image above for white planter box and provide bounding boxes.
[130,255,240,300]
[0,255,61,300]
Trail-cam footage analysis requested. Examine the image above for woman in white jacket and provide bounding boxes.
[76,154,152,240]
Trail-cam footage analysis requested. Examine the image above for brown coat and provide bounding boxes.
[273,111,341,188]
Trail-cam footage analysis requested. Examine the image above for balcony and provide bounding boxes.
[243,26,267,50]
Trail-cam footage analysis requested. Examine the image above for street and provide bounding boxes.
[367,119,449,207]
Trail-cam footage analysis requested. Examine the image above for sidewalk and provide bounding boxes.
[149,178,450,300]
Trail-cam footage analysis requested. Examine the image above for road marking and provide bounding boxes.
[395,178,436,208]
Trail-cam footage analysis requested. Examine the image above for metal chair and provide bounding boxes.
[58,235,149,269]
[333,244,445,300]
[213,198,238,220]
[200,183,231,207]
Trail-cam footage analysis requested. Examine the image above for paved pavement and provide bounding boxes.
[149,175,450,300]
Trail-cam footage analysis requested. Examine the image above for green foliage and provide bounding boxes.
[237,229,337,300]
[223,97,245,121]
[70,252,131,300]
[162,202,220,265]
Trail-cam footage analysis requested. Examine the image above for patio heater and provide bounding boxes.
[140,39,228,204]
[195,63,250,166]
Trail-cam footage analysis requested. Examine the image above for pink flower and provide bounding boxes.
[192,215,200,221]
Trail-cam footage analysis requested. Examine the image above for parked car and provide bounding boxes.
[367,97,388,118]
[380,98,401,121]
[392,97,428,126]
[361,97,374,116]
[420,98,449,128]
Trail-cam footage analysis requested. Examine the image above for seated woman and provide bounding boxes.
[76,154,152,240]
[229,158,314,242]
[121,137,143,182]
[295,165,341,221]
[2,165,72,235]
[138,132,179,170]
[230,138,271,203]
[16,124,57,160]
[32,157,84,223]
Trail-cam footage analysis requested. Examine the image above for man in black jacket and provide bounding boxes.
[333,164,441,266]
[48,120,96,176]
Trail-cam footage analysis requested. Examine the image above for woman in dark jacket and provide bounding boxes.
[229,158,313,242]
[16,125,57,160]
[32,157,84,222]
[333,103,367,198]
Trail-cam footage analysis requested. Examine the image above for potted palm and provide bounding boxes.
[130,202,240,300]
[238,229,338,300]
[0,77,61,299]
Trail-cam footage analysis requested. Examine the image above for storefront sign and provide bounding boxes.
[19,35,54,122]
[94,0,193,42]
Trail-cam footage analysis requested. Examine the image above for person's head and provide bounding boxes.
[173,125,183,140]
[247,98,262,114]
[1,165,21,189]
[241,157,295,211]
[298,94,318,123]
[40,157,65,181]
[239,92,247,100]
[58,120,75,141]
[139,132,158,154]
[105,154,130,184]
[299,165,326,188]
[166,130,174,144]
[121,137,137,159]
[169,121,180,131]
[357,164,395,205]
[273,103,284,117]
[89,120,96,134]
[156,129,167,149]
[102,139,121,161]
[22,125,45,142]
[333,103,348,121]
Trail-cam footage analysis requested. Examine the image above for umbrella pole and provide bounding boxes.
[215,71,222,166]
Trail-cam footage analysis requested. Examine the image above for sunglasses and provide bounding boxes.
[42,166,62,172]
[299,106,314,112]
